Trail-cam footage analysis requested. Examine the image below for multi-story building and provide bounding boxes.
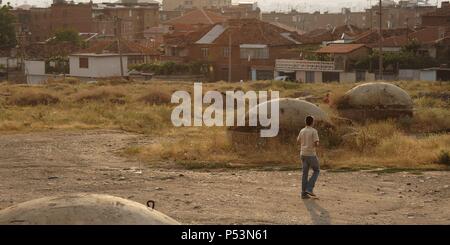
[13,0,160,43]
[365,1,436,29]
[162,0,232,11]
[93,1,160,40]
[262,2,437,33]
[421,1,450,26]
[262,9,368,33]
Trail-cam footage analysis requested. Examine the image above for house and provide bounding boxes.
[300,24,364,45]
[377,27,450,57]
[162,8,229,33]
[274,59,375,83]
[24,42,81,84]
[273,43,374,83]
[164,18,304,81]
[69,40,160,78]
[315,44,371,71]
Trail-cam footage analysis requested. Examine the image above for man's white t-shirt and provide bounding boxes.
[298,126,319,157]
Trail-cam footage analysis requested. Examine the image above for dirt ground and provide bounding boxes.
[0,130,449,224]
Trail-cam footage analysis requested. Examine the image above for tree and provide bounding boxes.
[52,28,83,46]
[401,38,421,55]
[0,3,17,49]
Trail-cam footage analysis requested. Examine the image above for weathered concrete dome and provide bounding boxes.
[248,98,330,130]
[228,98,331,143]
[0,193,180,225]
[337,82,413,121]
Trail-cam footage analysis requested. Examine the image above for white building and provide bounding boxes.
[275,59,375,83]
[69,54,128,78]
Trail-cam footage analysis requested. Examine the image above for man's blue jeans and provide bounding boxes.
[301,155,320,194]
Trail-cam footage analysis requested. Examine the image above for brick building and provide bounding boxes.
[162,0,231,11]
[13,0,160,43]
[262,3,437,33]
[164,19,304,81]
[421,1,450,26]
[93,1,160,40]
[162,8,228,33]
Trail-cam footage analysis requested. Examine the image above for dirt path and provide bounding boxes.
[0,130,449,224]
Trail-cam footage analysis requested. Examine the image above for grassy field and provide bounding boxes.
[0,79,449,170]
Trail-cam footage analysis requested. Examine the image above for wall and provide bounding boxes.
[69,55,128,78]
[314,71,323,83]
[399,69,421,80]
[340,72,357,83]
[24,60,46,84]
[420,70,437,81]
[296,71,306,82]
[24,60,46,76]
[0,57,18,68]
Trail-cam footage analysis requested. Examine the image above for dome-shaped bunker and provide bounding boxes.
[228,98,331,144]
[336,82,413,121]
[0,193,180,225]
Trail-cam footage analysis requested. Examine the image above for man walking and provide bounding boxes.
[297,115,320,199]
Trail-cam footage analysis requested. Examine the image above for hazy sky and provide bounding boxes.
[2,0,447,12]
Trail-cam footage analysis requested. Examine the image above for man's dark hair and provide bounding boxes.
[305,116,314,126]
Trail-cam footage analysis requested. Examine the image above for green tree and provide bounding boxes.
[0,3,17,49]
[401,38,421,55]
[52,28,82,46]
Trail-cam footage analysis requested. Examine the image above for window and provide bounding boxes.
[79,57,89,69]
[240,47,269,60]
[223,47,230,58]
[201,48,209,58]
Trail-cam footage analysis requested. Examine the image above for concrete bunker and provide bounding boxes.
[228,98,331,144]
[336,82,413,121]
[0,193,180,225]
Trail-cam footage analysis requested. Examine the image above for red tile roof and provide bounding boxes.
[315,44,368,54]
[80,40,160,55]
[378,27,450,47]
[164,8,228,25]
[208,19,304,46]
[164,19,305,48]
[301,24,364,44]
[352,28,413,44]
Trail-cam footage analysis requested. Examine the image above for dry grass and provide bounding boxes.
[72,86,126,103]
[9,90,60,106]
[137,90,172,105]
[0,80,449,170]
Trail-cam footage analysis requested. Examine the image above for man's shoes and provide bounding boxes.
[301,193,310,199]
[305,191,316,197]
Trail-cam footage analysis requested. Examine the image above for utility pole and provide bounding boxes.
[228,32,232,83]
[115,17,124,78]
[378,0,383,80]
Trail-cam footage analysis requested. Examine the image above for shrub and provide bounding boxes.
[344,121,398,153]
[9,91,60,106]
[72,87,125,103]
[412,108,450,133]
[414,96,447,108]
[138,90,171,105]
[437,150,450,166]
